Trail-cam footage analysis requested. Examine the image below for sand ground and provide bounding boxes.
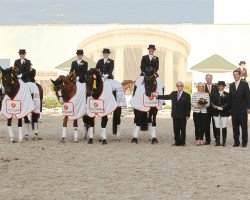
[0,113,249,200]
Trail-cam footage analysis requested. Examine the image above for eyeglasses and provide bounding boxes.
[177,85,183,87]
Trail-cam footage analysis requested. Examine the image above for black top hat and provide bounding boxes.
[18,49,26,54]
[76,49,84,55]
[102,48,111,54]
[239,61,246,65]
[147,44,156,50]
[217,81,226,86]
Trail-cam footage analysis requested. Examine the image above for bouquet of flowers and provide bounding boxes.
[198,98,208,106]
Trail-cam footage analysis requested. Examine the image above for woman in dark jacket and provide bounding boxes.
[211,81,230,146]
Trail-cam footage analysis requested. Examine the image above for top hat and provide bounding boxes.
[18,49,26,54]
[239,61,246,65]
[76,49,84,55]
[147,44,156,50]
[102,48,111,54]
[217,81,226,86]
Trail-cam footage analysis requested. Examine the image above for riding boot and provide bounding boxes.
[7,126,14,142]
[18,127,23,142]
[222,128,227,146]
[215,128,221,146]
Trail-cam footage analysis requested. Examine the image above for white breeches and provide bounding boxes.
[213,115,228,128]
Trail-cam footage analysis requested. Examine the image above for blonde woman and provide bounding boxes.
[191,82,210,146]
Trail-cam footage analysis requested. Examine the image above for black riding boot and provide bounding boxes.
[215,128,221,146]
[222,128,227,146]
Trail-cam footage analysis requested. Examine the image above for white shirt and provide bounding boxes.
[235,80,240,89]
[148,55,153,61]
[219,90,224,96]
[77,60,82,65]
[104,58,108,63]
[21,59,25,64]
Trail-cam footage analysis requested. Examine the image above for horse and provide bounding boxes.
[0,67,35,143]
[51,73,88,143]
[85,68,125,145]
[130,67,164,144]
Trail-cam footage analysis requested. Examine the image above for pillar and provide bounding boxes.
[176,55,187,83]
[164,50,174,93]
[114,47,124,82]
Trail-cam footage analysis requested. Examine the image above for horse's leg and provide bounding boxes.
[151,108,158,144]
[147,109,153,140]
[32,113,42,140]
[101,116,108,145]
[23,116,29,140]
[7,118,14,143]
[73,119,78,143]
[87,117,94,144]
[60,116,68,143]
[82,115,89,139]
[131,109,140,144]
[17,118,23,142]
[113,107,121,140]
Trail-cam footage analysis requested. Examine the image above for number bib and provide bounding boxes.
[89,99,104,113]
[6,100,21,114]
[62,102,74,116]
[143,93,159,107]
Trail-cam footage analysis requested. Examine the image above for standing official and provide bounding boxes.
[237,61,247,81]
[229,70,250,147]
[140,44,159,76]
[96,48,114,79]
[204,74,218,145]
[154,81,191,146]
[14,49,32,83]
[70,49,88,83]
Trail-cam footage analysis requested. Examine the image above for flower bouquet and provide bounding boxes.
[197,98,208,106]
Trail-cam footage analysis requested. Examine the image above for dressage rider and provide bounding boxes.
[140,44,159,76]
[70,49,88,83]
[95,48,114,79]
[14,49,32,83]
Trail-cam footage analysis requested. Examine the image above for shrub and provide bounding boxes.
[43,96,61,108]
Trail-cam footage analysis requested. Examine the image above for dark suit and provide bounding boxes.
[95,58,114,79]
[211,91,230,117]
[204,83,219,144]
[157,91,191,145]
[70,60,88,83]
[14,58,31,82]
[229,80,250,145]
[140,55,159,75]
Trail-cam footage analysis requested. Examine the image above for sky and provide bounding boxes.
[0,0,214,24]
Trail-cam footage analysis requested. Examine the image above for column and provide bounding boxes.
[176,55,187,83]
[164,50,174,93]
[114,47,124,82]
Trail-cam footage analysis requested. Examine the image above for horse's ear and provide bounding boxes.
[0,66,3,73]
[50,79,56,85]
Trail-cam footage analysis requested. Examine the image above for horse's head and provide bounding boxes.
[143,66,157,97]
[29,68,36,82]
[85,68,102,97]
[0,67,18,95]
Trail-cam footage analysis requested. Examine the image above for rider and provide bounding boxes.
[14,49,32,83]
[95,48,114,79]
[140,44,159,76]
[70,49,88,83]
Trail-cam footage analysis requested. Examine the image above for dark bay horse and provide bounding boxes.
[85,68,122,145]
[131,67,164,144]
[51,73,88,143]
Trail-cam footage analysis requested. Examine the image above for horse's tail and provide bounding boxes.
[112,107,121,135]
[36,83,43,112]
[140,111,148,131]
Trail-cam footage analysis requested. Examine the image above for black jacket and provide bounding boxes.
[157,91,191,119]
[229,80,250,115]
[205,83,218,114]
[140,55,159,75]
[14,58,31,82]
[95,58,114,79]
[70,60,88,83]
[211,91,230,117]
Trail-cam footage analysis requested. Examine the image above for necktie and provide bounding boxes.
[236,81,239,90]
[177,92,181,101]
[208,85,211,94]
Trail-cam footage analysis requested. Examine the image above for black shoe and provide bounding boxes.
[221,142,226,147]
[204,142,210,145]
[242,144,247,148]
[233,143,240,147]
[102,139,107,145]
[131,138,138,144]
[172,143,180,146]
[215,143,221,146]
[180,144,186,146]
[88,138,93,144]
[151,138,158,144]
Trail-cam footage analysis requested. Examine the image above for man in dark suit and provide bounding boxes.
[229,70,250,147]
[70,49,88,83]
[204,74,218,145]
[154,81,191,146]
[95,48,114,79]
[140,44,159,76]
[14,49,32,83]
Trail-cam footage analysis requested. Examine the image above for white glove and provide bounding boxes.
[217,107,223,111]
[76,77,80,82]
[17,74,22,79]
[104,74,109,78]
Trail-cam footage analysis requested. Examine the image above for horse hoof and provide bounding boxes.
[131,138,138,144]
[24,135,29,141]
[60,138,66,143]
[151,138,158,144]
[73,139,78,143]
[102,140,107,145]
[98,139,102,142]
[9,138,14,143]
[88,138,93,144]
[18,140,23,144]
